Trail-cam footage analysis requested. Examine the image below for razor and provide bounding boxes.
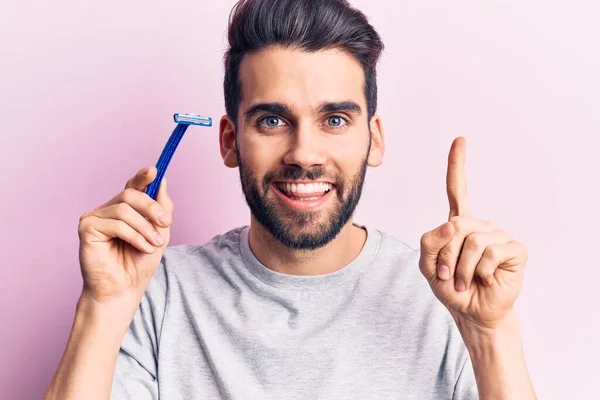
[145,113,212,200]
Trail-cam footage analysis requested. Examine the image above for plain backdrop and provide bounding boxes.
[1,0,599,398]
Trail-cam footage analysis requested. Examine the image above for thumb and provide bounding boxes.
[154,176,173,241]
[419,222,454,280]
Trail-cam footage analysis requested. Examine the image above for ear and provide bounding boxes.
[219,115,239,168]
[367,114,385,167]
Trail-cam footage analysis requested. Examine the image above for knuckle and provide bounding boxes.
[479,272,494,286]
[464,233,483,252]
[449,216,463,232]
[438,248,453,265]
[449,215,461,225]
[114,219,130,235]
[77,215,91,236]
[484,245,501,263]
[78,211,90,225]
[115,202,132,218]
[420,232,430,249]
[124,178,134,189]
[121,187,138,203]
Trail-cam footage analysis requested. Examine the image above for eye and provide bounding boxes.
[259,116,286,129]
[326,115,348,129]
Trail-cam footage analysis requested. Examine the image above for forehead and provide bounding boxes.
[238,46,366,111]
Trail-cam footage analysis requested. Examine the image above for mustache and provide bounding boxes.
[263,166,333,185]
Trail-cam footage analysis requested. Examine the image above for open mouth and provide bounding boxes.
[273,181,333,200]
[271,181,336,210]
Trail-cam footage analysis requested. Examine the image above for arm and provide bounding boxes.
[454,311,536,400]
[45,165,173,399]
[44,294,137,400]
[418,138,537,400]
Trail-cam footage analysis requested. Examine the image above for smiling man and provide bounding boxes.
[46,1,537,399]
[223,44,380,274]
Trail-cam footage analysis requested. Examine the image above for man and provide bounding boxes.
[45,0,537,399]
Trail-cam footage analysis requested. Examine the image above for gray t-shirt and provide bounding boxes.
[110,224,478,399]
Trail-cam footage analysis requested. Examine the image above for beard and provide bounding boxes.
[236,142,370,251]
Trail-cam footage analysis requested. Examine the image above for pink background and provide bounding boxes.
[1,0,599,398]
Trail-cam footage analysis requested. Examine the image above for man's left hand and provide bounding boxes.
[419,137,529,330]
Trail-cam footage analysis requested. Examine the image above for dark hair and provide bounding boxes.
[223,0,384,125]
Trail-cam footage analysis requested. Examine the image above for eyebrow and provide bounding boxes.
[244,101,363,120]
[317,101,362,115]
[244,103,293,120]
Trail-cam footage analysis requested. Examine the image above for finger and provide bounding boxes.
[92,202,166,248]
[152,177,173,246]
[437,216,496,281]
[155,176,173,225]
[446,137,471,219]
[94,166,158,211]
[419,221,456,282]
[107,186,170,229]
[475,241,528,286]
[125,166,157,191]
[82,215,158,254]
[454,230,513,290]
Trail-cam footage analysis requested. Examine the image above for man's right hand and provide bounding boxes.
[77,166,173,305]
[45,166,174,400]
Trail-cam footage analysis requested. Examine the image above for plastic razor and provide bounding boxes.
[145,113,212,200]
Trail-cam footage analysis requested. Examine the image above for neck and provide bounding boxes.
[248,217,368,276]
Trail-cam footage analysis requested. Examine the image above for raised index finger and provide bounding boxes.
[446,137,470,219]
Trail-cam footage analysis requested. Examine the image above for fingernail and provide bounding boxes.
[141,166,150,174]
[438,265,450,280]
[455,278,466,292]
[153,231,165,245]
[157,213,168,225]
[437,223,449,239]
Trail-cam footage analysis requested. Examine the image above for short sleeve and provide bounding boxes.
[110,349,159,399]
[453,353,479,400]
[110,263,168,399]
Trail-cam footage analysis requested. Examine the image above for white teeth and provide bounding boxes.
[278,182,332,194]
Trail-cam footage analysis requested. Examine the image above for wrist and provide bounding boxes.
[452,309,521,353]
[452,310,536,400]
[75,291,140,339]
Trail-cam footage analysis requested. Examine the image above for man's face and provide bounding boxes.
[233,46,375,250]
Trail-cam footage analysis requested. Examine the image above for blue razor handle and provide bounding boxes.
[145,113,212,200]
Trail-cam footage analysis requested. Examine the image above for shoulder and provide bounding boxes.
[371,228,471,380]
[371,228,451,320]
[144,225,247,299]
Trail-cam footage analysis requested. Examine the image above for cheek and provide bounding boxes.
[238,129,272,164]
[332,138,369,174]
[239,136,285,182]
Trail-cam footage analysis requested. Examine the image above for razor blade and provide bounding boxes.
[145,113,212,200]
[174,113,212,126]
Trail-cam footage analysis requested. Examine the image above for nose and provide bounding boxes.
[282,123,327,169]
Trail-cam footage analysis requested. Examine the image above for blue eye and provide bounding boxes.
[259,116,285,129]
[327,116,347,129]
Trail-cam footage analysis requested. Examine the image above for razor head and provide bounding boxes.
[173,113,212,127]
